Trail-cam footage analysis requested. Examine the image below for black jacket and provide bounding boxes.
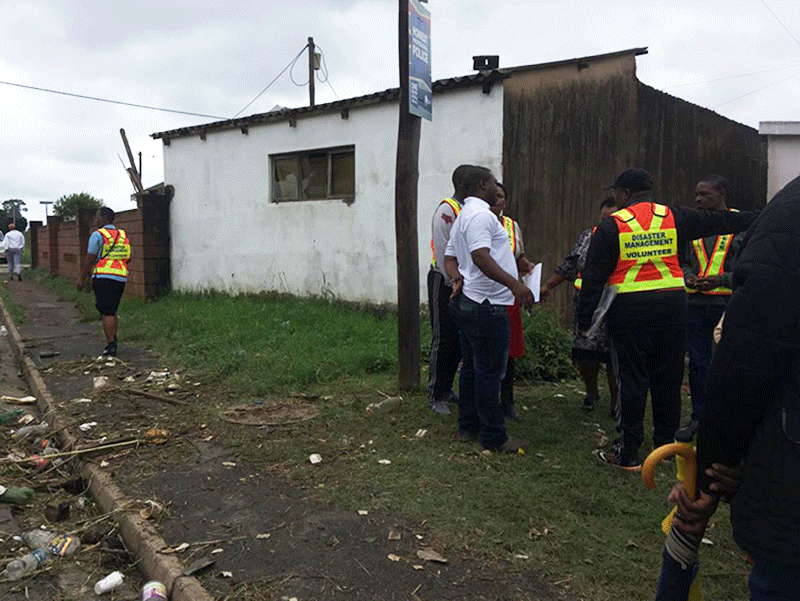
[696,175,800,565]
[576,199,757,331]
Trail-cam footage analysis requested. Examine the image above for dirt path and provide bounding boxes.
[7,279,566,601]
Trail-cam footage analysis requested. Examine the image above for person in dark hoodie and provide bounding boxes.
[669,173,800,600]
[577,168,757,470]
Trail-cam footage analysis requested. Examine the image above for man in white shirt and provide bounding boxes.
[3,223,25,281]
[444,166,534,453]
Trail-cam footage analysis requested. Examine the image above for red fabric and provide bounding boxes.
[507,299,525,358]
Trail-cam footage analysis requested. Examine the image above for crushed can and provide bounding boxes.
[142,581,168,601]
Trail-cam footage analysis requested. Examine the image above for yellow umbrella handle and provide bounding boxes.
[641,442,697,499]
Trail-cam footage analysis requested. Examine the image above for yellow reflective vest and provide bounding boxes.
[94,228,131,278]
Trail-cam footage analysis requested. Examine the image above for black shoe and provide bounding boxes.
[582,395,598,411]
[17,273,22,281]
[674,419,699,442]
[488,437,526,455]
[594,449,642,472]
[103,341,118,356]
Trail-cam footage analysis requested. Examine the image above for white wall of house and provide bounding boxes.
[760,122,800,201]
[164,85,503,303]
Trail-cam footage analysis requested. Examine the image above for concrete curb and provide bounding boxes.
[0,296,214,601]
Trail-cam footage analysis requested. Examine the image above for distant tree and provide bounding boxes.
[0,199,28,233]
[53,193,104,220]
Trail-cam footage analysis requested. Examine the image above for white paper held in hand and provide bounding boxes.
[522,263,543,303]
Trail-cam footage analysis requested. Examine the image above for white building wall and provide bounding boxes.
[760,122,800,201]
[164,86,503,304]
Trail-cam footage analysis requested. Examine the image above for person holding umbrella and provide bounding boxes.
[667,174,800,600]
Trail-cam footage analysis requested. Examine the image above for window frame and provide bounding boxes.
[270,145,355,204]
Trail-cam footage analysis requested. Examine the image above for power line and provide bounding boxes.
[712,68,800,109]
[233,44,308,118]
[0,79,225,119]
[761,0,800,50]
[314,45,340,101]
[670,62,800,87]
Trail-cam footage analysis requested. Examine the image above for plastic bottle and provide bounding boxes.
[142,581,168,601]
[94,570,124,594]
[0,486,34,505]
[1,549,46,581]
[22,529,81,557]
[13,422,49,441]
[365,396,402,414]
[0,409,24,424]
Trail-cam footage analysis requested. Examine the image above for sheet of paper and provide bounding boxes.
[523,263,542,303]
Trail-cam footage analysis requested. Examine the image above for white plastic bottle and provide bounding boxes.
[22,529,81,557]
[1,549,46,581]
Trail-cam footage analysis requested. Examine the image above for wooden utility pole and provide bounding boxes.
[119,129,144,194]
[308,36,316,107]
[395,0,421,391]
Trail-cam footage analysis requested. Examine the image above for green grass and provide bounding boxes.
[22,275,750,600]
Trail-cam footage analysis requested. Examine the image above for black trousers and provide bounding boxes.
[608,320,685,461]
[427,268,461,403]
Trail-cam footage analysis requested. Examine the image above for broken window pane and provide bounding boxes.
[331,151,355,196]
[273,157,299,200]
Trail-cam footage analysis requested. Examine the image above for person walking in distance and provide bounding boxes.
[444,166,534,453]
[577,168,756,471]
[77,207,130,356]
[427,165,471,415]
[3,223,25,281]
[677,175,744,439]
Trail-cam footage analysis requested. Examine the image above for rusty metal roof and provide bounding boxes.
[152,47,647,141]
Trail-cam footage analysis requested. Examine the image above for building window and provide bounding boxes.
[271,146,355,202]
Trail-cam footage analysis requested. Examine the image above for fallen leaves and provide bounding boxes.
[416,548,447,563]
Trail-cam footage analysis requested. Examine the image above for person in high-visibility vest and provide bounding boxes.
[427,164,471,416]
[77,207,131,356]
[677,175,746,440]
[577,168,757,471]
[491,183,535,420]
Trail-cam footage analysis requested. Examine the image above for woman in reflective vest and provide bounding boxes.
[492,183,534,420]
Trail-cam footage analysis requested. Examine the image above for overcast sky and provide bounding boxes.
[2,0,798,224]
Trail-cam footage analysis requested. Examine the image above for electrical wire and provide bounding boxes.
[670,62,800,87]
[761,0,800,50]
[289,47,310,87]
[232,44,308,118]
[312,45,340,101]
[709,1,800,109]
[712,68,800,109]
[0,79,225,119]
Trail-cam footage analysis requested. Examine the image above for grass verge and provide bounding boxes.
[24,275,750,601]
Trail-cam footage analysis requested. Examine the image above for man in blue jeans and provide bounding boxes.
[444,166,534,453]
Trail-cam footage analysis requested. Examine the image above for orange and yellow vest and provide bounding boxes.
[94,228,131,278]
[607,203,684,294]
[502,216,517,255]
[686,209,738,296]
[430,197,461,268]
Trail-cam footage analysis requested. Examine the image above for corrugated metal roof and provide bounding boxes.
[152,47,647,141]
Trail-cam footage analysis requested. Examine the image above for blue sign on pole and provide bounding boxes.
[408,0,431,121]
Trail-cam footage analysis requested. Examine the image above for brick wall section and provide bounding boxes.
[30,191,171,299]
